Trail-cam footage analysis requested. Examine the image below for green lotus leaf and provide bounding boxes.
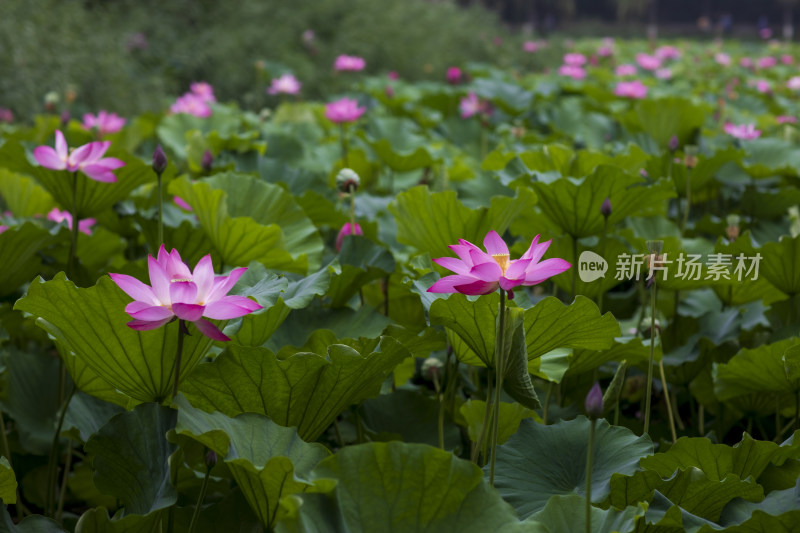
[0,222,52,297]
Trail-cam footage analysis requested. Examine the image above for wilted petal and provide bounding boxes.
[172,302,205,321]
[454,279,498,295]
[524,258,572,284]
[432,256,471,275]
[109,273,158,304]
[470,261,503,282]
[427,274,481,293]
[483,230,509,256]
[193,318,230,341]
[204,296,262,319]
[33,146,66,170]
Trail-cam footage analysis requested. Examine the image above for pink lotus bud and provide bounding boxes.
[336,222,363,252]
[152,145,167,175]
[205,450,217,469]
[601,197,612,218]
[446,67,462,84]
[585,382,604,419]
[668,135,679,152]
[201,150,213,172]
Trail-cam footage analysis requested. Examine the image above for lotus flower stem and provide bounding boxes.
[776,396,781,442]
[187,462,212,533]
[542,382,554,424]
[643,281,656,435]
[489,289,507,486]
[339,123,349,167]
[571,236,578,298]
[171,320,187,400]
[432,371,444,450]
[471,376,492,464]
[45,386,75,517]
[585,418,596,533]
[157,174,164,246]
[658,360,677,441]
[55,438,73,522]
[333,418,344,448]
[795,391,799,432]
[67,172,79,277]
[682,172,692,233]
[598,218,608,313]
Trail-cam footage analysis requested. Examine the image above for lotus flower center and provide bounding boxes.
[171,278,192,283]
[492,253,510,274]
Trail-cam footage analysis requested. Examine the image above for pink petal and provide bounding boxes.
[80,164,118,183]
[109,273,158,304]
[522,238,552,264]
[127,304,174,322]
[454,280,499,295]
[166,248,192,280]
[172,303,205,321]
[505,258,532,279]
[449,244,476,267]
[193,255,215,301]
[148,254,171,305]
[520,235,542,260]
[499,277,525,291]
[428,274,481,293]
[483,230,509,256]
[170,281,198,305]
[203,296,262,319]
[55,130,68,160]
[470,261,503,282]
[33,146,66,170]
[432,256,471,275]
[524,258,572,284]
[468,248,495,266]
[207,267,247,301]
[127,318,172,331]
[193,319,230,341]
[69,141,110,165]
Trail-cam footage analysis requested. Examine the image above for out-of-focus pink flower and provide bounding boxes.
[302,29,315,44]
[427,230,570,297]
[170,94,212,118]
[335,222,363,252]
[597,45,614,57]
[83,111,126,135]
[740,57,754,68]
[751,79,771,93]
[325,98,366,123]
[334,55,366,71]
[47,207,96,235]
[635,53,662,71]
[558,64,586,80]
[387,71,399,80]
[174,196,193,211]
[33,130,125,183]
[447,66,463,84]
[724,123,761,140]
[493,37,503,46]
[777,116,797,124]
[267,74,301,95]
[715,53,731,66]
[781,54,794,65]
[110,245,262,341]
[614,80,648,99]
[0,226,8,234]
[0,108,13,123]
[788,76,800,90]
[655,46,681,60]
[760,28,773,40]
[563,53,587,66]
[757,56,777,69]
[459,92,490,118]
[522,40,540,53]
[190,82,216,103]
[615,64,637,76]
[655,68,672,80]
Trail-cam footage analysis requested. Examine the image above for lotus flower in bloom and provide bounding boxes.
[563,53,587,66]
[522,41,540,53]
[446,66,462,84]
[170,94,212,118]
[110,245,262,341]
[0,108,14,123]
[459,92,488,118]
[740,57,754,68]
[715,53,731,66]
[787,77,800,90]
[325,98,366,123]
[34,130,125,183]
[558,65,586,80]
[757,56,777,69]
[781,54,794,65]
[724,123,761,140]
[654,46,681,60]
[336,222,363,252]
[427,230,570,297]
[267,74,301,95]
[777,116,798,124]
[83,111,126,135]
[334,54,366,71]
[190,82,216,103]
[655,68,672,80]
[174,196,193,211]
[615,64,637,76]
[47,208,96,235]
[751,79,771,93]
[614,80,648,99]
[635,53,661,71]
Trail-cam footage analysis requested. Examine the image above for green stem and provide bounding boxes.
[45,386,75,517]
[585,418,596,533]
[682,170,692,233]
[67,171,79,278]
[542,382,554,425]
[776,395,782,443]
[55,438,73,522]
[489,289,507,486]
[434,372,444,450]
[171,320,186,401]
[333,418,344,449]
[571,236,578,299]
[658,360,677,442]
[187,465,212,533]
[471,376,493,464]
[643,280,657,436]
[157,173,164,246]
[598,218,608,313]
[339,123,349,167]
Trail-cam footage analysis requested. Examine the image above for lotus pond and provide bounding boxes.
[1,39,800,532]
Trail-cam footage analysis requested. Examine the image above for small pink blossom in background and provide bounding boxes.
[640,169,649,177]
[522,40,539,53]
[724,123,761,140]
[751,79,771,93]
[302,29,315,44]
[459,92,489,118]
[493,37,503,46]
[715,53,731,66]
[615,64,637,76]
[756,56,777,69]
[614,80,648,99]
[0,108,13,123]
[174,196,193,211]
[563,53,587,66]
[0,226,7,234]
[34,130,125,183]
[335,222,363,252]
[170,94,212,118]
[446,66,463,84]
[787,77,800,90]
[597,45,613,57]
[190,82,216,103]
[777,116,798,124]
[781,54,794,65]
[760,28,773,40]
[267,74,301,95]
[334,54,366,72]
[740,57,754,68]
[635,53,662,71]
[325,98,366,123]
[47,208,96,235]
[110,245,262,341]
[83,111,126,135]
[387,71,399,80]
[427,230,570,297]
[558,64,586,80]
[655,45,681,60]
[655,68,672,80]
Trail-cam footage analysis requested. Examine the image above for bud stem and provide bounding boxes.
[339,123,349,168]
[659,359,678,442]
[67,171,79,278]
[157,173,164,246]
[172,320,187,401]
[585,417,596,533]
[489,289,507,486]
[643,278,657,435]
[187,455,212,533]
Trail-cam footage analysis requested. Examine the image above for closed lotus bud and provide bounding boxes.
[205,450,217,469]
[668,135,679,152]
[422,357,444,381]
[601,197,612,218]
[152,145,168,175]
[585,382,604,419]
[335,222,363,252]
[60,110,71,126]
[336,168,360,193]
[201,150,214,172]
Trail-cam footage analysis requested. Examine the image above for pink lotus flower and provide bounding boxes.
[267,74,301,95]
[387,71,399,80]
[174,196,193,211]
[325,98,366,123]
[83,111,126,135]
[0,226,7,234]
[0,108,13,123]
[715,53,731,66]
[740,57,754,68]
[777,116,797,124]
[427,230,570,297]
[170,94,212,118]
[635,53,662,71]
[336,222,363,252]
[190,82,216,103]
[110,245,262,341]
[33,130,125,183]
[787,76,800,90]
[334,55,366,72]
[597,45,614,57]
[760,28,773,40]
[757,56,777,69]
[47,207,96,235]
[614,80,648,99]
[459,92,490,118]
[522,41,540,53]
[558,64,586,80]
[724,123,761,140]
[615,64,637,76]
[655,68,672,80]
[655,46,681,60]
[563,53,587,66]
[781,54,794,65]
[751,79,771,93]
[446,66,463,84]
